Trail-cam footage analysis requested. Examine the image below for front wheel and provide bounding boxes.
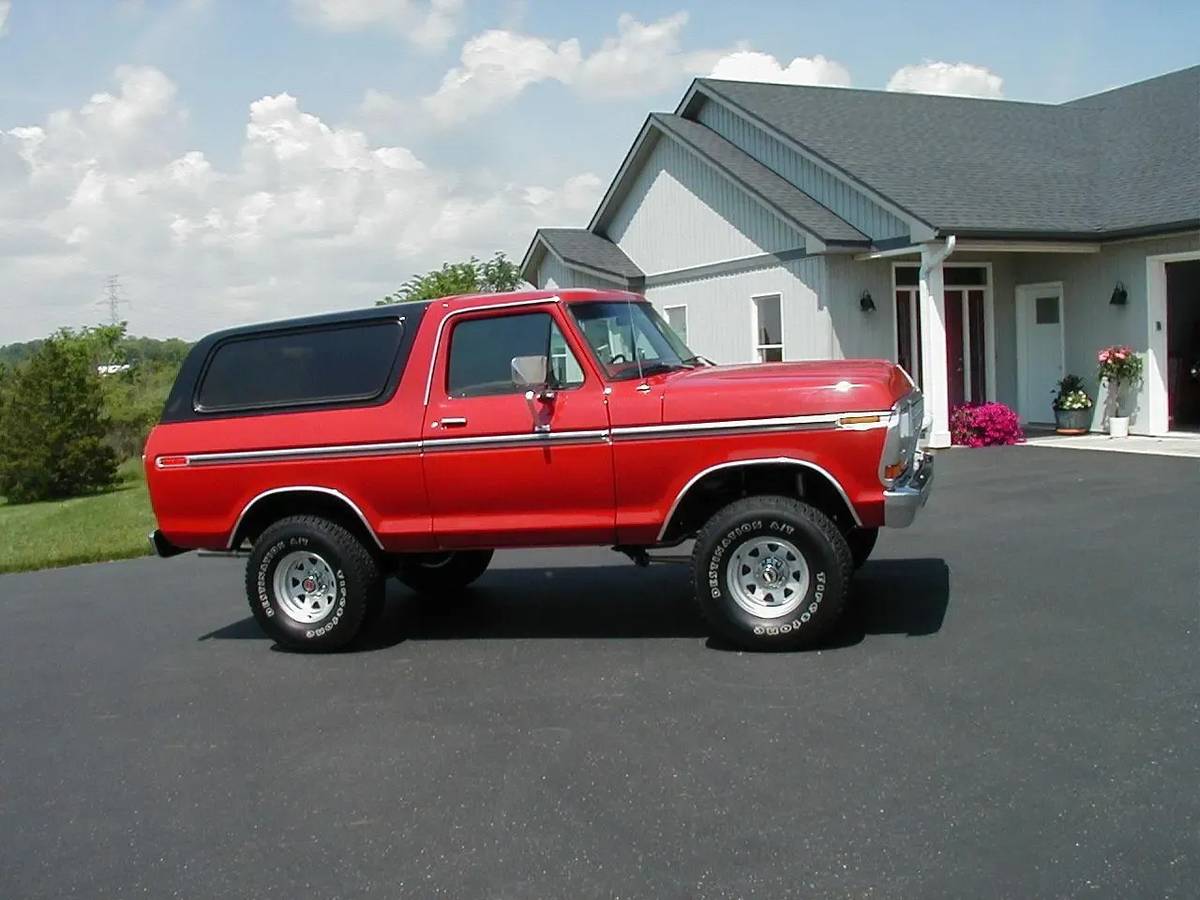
[397,549,494,594]
[692,496,852,651]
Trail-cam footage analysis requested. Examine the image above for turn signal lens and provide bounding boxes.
[156,455,189,468]
[884,462,908,480]
[840,415,881,426]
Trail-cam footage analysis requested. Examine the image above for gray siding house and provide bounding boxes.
[521,66,1200,447]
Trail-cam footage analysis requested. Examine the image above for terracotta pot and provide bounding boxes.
[1054,407,1091,435]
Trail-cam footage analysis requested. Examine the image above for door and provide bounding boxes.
[895,282,987,404]
[422,305,615,547]
[1016,284,1065,423]
[945,290,966,409]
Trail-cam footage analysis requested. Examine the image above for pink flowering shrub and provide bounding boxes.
[950,402,1025,447]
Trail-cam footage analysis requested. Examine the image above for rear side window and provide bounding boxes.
[195,321,403,413]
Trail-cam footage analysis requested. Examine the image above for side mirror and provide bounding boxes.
[511,355,548,389]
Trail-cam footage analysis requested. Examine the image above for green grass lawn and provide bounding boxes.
[0,459,156,574]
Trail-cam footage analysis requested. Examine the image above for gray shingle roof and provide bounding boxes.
[649,113,868,245]
[696,66,1200,237]
[533,228,643,279]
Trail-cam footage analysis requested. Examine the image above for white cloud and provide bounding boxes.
[291,0,463,48]
[573,12,720,99]
[423,29,582,125]
[423,12,733,125]
[886,61,1004,98]
[0,1,11,37]
[708,51,852,88]
[0,67,603,341]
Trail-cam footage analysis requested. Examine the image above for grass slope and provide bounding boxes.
[0,459,155,574]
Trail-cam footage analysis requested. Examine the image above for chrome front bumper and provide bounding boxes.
[883,452,934,528]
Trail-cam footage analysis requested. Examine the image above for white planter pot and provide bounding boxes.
[1109,416,1130,438]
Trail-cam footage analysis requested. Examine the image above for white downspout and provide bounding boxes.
[919,235,956,448]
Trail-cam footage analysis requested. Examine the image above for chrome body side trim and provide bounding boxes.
[228,486,384,550]
[611,411,891,441]
[655,456,864,542]
[423,429,610,451]
[162,409,891,467]
[178,440,421,467]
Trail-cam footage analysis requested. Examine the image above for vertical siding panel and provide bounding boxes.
[605,135,804,274]
[535,256,624,291]
[697,102,908,241]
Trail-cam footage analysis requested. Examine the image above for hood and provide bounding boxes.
[660,359,909,424]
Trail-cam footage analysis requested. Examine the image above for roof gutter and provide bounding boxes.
[920,235,957,275]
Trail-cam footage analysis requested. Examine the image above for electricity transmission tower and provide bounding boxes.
[98,274,129,326]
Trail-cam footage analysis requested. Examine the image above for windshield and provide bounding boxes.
[569,301,698,381]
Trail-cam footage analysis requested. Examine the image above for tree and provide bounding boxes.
[0,330,117,503]
[377,252,526,305]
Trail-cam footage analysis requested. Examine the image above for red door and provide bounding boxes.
[421,305,615,548]
[944,289,966,409]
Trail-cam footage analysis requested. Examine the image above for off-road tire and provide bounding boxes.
[692,495,852,651]
[846,527,879,570]
[245,515,381,652]
[397,550,494,594]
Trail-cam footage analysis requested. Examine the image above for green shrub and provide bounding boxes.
[0,332,117,503]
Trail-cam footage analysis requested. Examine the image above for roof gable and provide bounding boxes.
[588,115,867,254]
[690,65,1200,237]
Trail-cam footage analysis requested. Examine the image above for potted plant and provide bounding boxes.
[1051,375,1093,434]
[1096,345,1144,437]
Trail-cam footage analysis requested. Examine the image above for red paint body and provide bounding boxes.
[145,290,915,553]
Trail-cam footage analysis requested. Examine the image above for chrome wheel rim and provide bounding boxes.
[726,536,809,619]
[272,551,339,624]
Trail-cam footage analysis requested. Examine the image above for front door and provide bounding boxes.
[422,304,615,548]
[1016,283,1065,423]
[894,265,989,406]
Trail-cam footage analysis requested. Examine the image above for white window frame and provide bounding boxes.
[751,293,784,362]
[890,262,996,403]
[664,304,689,346]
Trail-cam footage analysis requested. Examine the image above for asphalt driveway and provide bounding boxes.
[1,447,1197,898]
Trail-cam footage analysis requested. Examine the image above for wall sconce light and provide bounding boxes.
[859,290,876,313]
[1110,281,1128,306]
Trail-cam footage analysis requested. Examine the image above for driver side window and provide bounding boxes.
[447,312,585,398]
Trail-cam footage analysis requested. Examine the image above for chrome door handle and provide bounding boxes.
[440,417,468,428]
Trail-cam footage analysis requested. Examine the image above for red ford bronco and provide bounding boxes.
[146,289,931,651]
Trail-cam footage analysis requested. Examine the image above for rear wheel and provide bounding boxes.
[397,550,493,594]
[245,515,381,651]
[692,496,852,651]
[846,527,879,570]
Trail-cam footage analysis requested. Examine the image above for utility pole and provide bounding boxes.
[98,274,129,326]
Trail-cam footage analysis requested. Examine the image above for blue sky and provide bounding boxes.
[1,0,1197,341]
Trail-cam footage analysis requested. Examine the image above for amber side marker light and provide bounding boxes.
[839,415,881,426]
[884,462,908,480]
[156,456,189,468]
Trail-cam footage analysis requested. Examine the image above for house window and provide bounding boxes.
[753,294,783,362]
[664,305,688,345]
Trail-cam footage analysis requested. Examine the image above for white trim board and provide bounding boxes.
[1146,248,1200,435]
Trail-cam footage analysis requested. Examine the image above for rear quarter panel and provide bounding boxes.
[145,309,442,551]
